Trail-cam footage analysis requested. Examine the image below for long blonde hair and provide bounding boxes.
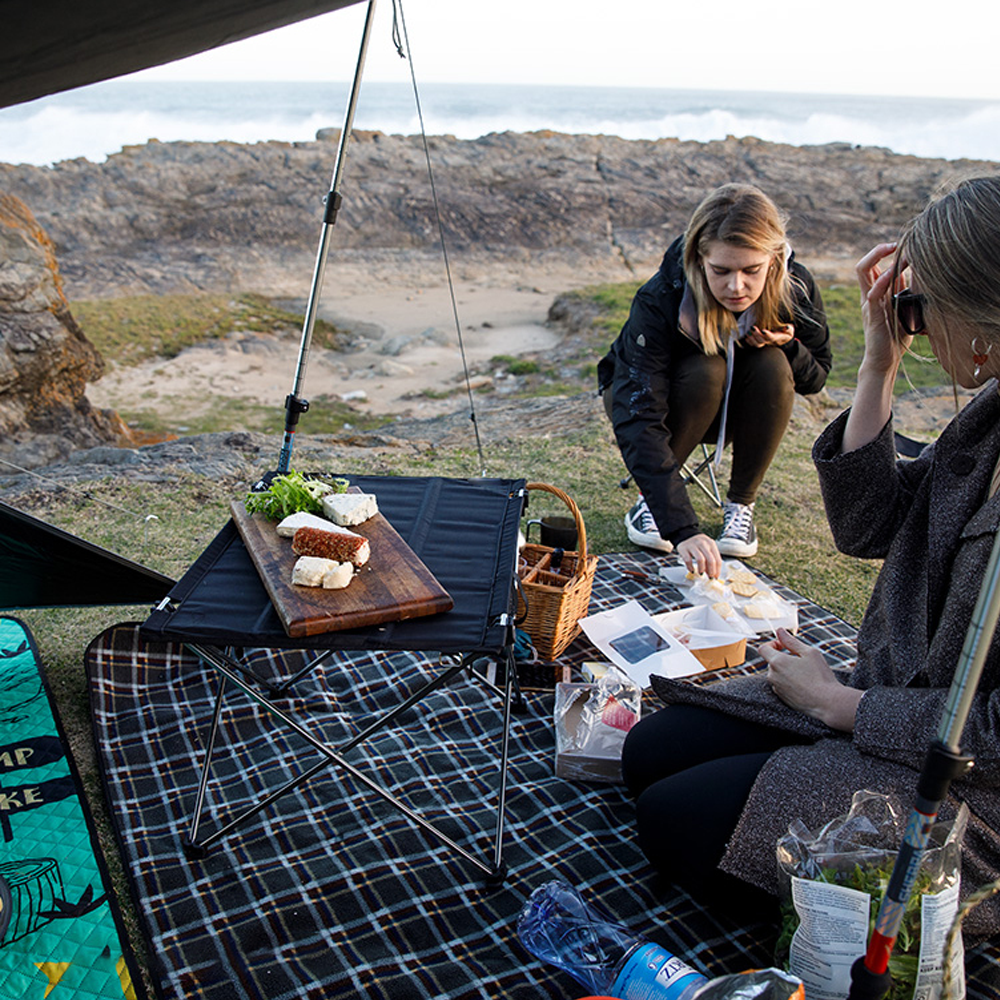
[895,175,1000,349]
[683,184,794,355]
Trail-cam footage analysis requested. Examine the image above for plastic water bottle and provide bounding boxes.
[516,881,708,1000]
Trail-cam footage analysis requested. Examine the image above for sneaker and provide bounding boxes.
[717,501,758,558]
[625,497,673,553]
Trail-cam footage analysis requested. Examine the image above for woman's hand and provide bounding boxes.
[757,628,863,731]
[743,323,794,348]
[856,242,911,378]
[841,242,912,453]
[676,533,722,579]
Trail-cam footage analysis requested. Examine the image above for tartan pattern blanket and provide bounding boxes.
[86,550,1000,1000]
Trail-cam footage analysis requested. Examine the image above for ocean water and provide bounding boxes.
[0,79,997,167]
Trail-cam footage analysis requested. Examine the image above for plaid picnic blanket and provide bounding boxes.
[86,551,1000,1000]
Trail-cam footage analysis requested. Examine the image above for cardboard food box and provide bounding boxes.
[554,680,641,784]
[653,605,751,670]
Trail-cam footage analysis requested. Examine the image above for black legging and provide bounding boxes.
[621,705,809,917]
[605,344,795,506]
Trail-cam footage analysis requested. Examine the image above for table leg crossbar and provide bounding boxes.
[182,643,517,883]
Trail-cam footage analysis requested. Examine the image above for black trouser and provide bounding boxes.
[621,705,807,918]
[605,344,795,506]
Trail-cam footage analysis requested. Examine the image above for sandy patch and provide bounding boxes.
[87,273,567,420]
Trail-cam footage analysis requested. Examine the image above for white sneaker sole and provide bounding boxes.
[717,536,758,558]
[625,515,674,553]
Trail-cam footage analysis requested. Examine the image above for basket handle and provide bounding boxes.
[524,482,589,576]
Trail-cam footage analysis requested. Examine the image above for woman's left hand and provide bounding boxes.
[757,628,863,731]
[743,323,794,348]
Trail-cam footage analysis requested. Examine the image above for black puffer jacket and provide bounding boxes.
[597,237,831,544]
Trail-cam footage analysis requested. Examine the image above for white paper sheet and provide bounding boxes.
[578,600,704,687]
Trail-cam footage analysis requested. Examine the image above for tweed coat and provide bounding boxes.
[650,385,1000,936]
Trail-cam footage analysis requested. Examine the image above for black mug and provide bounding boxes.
[526,515,578,551]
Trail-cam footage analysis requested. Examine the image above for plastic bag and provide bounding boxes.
[553,668,641,783]
[694,969,804,1000]
[775,790,967,1000]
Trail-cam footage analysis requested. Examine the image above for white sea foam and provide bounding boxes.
[0,81,995,167]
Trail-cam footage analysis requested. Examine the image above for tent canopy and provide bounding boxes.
[0,0,363,608]
[0,501,173,610]
[0,0,363,109]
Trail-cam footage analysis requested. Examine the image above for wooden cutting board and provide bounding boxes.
[230,499,453,638]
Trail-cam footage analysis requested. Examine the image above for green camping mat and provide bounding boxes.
[0,616,147,1000]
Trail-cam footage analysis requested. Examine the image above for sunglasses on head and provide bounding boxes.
[893,288,927,336]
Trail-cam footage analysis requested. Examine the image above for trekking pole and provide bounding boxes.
[277,0,377,474]
[847,528,1000,1000]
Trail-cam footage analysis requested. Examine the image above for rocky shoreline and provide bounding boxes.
[2,130,994,300]
[0,128,992,477]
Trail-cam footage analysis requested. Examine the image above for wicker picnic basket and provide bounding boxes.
[516,482,599,661]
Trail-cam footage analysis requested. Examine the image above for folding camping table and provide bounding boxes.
[141,475,527,882]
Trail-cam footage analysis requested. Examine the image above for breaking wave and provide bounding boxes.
[0,80,996,167]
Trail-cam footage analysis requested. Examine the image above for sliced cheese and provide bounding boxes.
[321,562,354,589]
[291,555,337,587]
[276,511,360,538]
[321,492,379,526]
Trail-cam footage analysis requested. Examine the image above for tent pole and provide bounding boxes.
[277,0,378,474]
[847,528,1000,1000]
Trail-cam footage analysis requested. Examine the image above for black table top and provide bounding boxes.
[142,475,526,653]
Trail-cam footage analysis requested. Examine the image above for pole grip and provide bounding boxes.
[850,954,894,999]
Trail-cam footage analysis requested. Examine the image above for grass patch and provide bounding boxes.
[116,395,394,438]
[491,354,543,376]
[580,282,643,335]
[74,292,348,364]
[14,274,930,994]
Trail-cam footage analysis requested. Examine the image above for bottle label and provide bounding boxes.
[611,942,707,1000]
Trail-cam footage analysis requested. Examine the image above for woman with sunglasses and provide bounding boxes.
[598,184,831,574]
[622,175,1000,936]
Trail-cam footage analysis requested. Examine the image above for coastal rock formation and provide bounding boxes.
[0,192,126,468]
[0,130,992,299]
[0,130,993,469]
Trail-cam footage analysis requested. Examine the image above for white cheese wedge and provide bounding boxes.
[291,555,337,587]
[320,492,379,526]
[321,562,354,589]
[276,511,360,538]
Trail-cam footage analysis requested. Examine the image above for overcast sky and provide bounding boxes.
[131,0,1000,101]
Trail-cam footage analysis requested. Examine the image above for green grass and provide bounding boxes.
[74,292,349,364]
[9,274,923,994]
[115,394,393,437]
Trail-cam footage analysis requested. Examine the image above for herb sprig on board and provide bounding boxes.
[244,471,349,521]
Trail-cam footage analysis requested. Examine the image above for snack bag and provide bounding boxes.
[553,669,642,783]
[775,790,967,1000]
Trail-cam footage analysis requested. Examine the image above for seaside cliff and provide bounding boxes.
[0,130,991,300]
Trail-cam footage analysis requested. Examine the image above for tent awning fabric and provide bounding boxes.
[0,0,363,109]
[0,500,174,610]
